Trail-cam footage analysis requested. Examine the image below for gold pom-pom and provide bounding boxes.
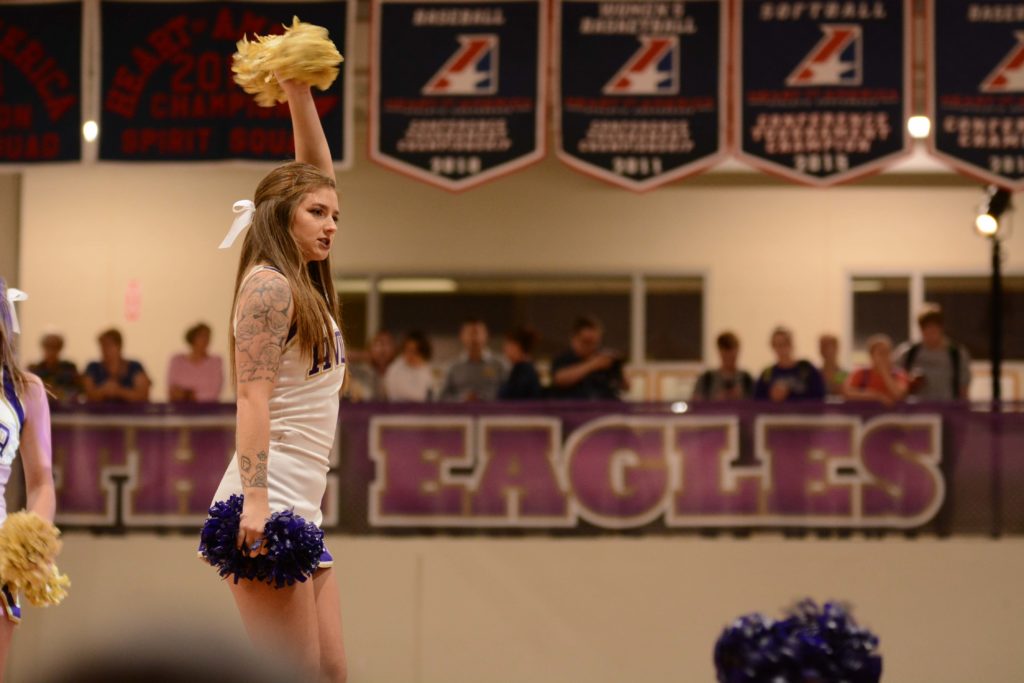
[233,16,344,107]
[0,511,70,607]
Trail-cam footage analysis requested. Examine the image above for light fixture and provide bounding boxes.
[670,401,688,414]
[82,120,99,142]
[907,115,931,139]
[975,185,1012,238]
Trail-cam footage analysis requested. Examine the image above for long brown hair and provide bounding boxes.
[0,278,29,396]
[231,162,340,369]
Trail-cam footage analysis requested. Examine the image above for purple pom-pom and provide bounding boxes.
[199,494,325,588]
[714,599,881,683]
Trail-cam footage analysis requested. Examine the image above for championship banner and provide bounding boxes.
[51,402,1024,537]
[928,1,1024,190]
[555,0,727,191]
[370,0,546,191]
[99,1,353,164]
[734,0,911,185]
[0,2,82,163]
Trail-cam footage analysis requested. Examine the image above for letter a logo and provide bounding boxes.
[981,31,1024,93]
[786,24,863,87]
[422,34,499,95]
[603,36,680,95]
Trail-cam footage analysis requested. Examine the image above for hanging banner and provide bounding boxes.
[734,0,911,185]
[370,0,546,191]
[928,1,1024,190]
[99,1,353,165]
[555,0,727,191]
[0,2,82,163]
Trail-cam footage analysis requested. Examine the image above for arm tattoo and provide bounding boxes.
[235,272,292,384]
[240,450,269,488]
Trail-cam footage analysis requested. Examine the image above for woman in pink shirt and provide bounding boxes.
[168,323,224,402]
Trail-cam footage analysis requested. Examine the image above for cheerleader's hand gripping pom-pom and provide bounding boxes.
[233,16,343,107]
[0,511,70,607]
[200,494,325,588]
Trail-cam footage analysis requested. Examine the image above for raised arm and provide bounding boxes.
[19,375,56,522]
[233,269,293,555]
[279,77,333,176]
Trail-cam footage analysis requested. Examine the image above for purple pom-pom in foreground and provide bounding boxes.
[714,599,881,683]
[199,494,325,588]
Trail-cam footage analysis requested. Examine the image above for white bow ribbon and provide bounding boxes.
[5,288,27,335]
[219,200,256,249]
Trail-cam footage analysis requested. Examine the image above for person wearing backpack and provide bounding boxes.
[692,331,754,401]
[894,305,971,401]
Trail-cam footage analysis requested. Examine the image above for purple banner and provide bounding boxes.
[47,403,1024,535]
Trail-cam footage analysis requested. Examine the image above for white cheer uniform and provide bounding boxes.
[0,367,24,522]
[211,266,346,533]
[0,367,23,621]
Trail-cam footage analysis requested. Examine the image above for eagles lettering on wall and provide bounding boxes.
[2,0,1023,191]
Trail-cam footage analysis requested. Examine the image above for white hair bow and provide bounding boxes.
[5,288,27,334]
[219,200,256,249]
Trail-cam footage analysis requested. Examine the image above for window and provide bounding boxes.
[645,276,703,361]
[923,276,1024,360]
[851,276,910,350]
[378,276,632,363]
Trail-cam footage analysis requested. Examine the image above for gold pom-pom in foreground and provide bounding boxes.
[233,16,344,107]
[0,511,70,607]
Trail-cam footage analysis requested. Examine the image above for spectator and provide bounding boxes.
[894,305,971,401]
[167,322,224,402]
[754,327,825,402]
[499,326,543,400]
[819,333,848,397]
[843,334,908,406]
[692,331,754,401]
[440,318,506,401]
[385,331,435,401]
[28,332,80,404]
[347,330,397,400]
[550,316,628,400]
[82,328,151,403]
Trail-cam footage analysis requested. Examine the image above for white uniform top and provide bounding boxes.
[211,266,346,527]
[0,367,24,523]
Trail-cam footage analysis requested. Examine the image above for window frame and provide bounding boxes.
[337,270,709,363]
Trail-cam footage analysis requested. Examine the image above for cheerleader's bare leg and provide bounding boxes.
[229,577,321,679]
[313,567,347,683]
[0,615,14,682]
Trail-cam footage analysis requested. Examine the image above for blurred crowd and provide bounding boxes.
[26,304,971,406]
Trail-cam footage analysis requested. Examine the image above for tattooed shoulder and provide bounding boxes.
[235,270,293,384]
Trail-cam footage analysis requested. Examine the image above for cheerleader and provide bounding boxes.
[0,280,66,681]
[199,20,347,683]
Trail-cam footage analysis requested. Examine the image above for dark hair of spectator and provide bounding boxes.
[716,331,739,350]
[770,326,792,344]
[506,326,539,355]
[98,328,123,348]
[917,305,944,329]
[404,330,433,361]
[572,315,602,335]
[185,322,212,346]
[462,317,486,327]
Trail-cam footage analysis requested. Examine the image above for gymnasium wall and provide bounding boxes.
[7,535,1024,682]
[0,174,18,288]
[14,153,1016,399]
